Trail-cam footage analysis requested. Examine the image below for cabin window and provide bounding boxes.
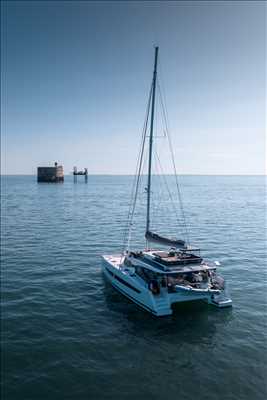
[136,267,160,283]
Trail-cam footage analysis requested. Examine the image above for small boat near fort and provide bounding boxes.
[102,47,232,316]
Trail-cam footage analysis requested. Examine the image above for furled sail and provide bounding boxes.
[145,231,185,247]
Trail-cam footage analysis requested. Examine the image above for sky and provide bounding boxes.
[1,0,266,175]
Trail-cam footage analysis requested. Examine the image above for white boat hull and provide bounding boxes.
[102,256,169,316]
[102,255,232,316]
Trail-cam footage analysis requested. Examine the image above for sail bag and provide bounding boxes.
[145,231,185,247]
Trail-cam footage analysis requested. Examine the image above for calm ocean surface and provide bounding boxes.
[1,175,266,400]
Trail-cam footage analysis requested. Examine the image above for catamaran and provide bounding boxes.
[102,47,232,316]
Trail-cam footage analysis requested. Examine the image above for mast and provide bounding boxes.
[146,46,159,234]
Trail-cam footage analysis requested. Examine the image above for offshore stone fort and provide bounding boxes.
[37,162,88,182]
[37,162,64,182]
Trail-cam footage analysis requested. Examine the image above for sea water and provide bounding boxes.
[1,175,266,400]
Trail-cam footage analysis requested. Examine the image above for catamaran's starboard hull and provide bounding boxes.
[102,255,232,316]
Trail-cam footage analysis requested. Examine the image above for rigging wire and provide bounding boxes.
[150,93,186,241]
[121,81,153,256]
[150,151,165,222]
[121,53,191,255]
[157,77,191,245]
[153,150,187,242]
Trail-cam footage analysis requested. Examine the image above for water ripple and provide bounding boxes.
[1,175,266,400]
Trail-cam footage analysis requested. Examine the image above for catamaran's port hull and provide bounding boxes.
[102,256,232,316]
[102,257,165,315]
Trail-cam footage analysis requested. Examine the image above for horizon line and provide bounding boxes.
[1,173,266,177]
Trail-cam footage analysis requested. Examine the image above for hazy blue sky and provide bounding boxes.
[1,1,266,175]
